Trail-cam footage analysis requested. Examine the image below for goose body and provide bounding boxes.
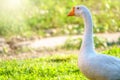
[68,5,120,80]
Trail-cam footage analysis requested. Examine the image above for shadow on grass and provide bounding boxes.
[72,69,80,73]
[49,57,71,62]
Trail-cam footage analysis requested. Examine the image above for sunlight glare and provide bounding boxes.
[5,0,22,9]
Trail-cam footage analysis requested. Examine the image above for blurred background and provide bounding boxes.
[0,0,119,37]
[0,0,119,57]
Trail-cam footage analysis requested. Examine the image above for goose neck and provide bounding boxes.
[80,10,95,53]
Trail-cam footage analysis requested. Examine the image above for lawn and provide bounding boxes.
[0,46,119,80]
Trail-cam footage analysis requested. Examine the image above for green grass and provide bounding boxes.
[0,46,120,80]
[0,55,87,80]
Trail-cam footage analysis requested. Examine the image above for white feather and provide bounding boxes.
[71,5,120,80]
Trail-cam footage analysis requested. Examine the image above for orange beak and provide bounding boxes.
[68,7,75,16]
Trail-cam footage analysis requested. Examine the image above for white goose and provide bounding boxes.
[68,5,120,80]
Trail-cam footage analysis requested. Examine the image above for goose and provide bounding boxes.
[68,5,120,80]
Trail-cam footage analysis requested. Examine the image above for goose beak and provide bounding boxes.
[68,7,75,16]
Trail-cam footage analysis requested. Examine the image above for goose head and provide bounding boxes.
[68,5,89,17]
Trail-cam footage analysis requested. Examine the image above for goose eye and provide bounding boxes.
[77,7,80,9]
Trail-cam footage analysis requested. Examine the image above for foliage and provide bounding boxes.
[103,46,120,57]
[0,47,119,80]
[0,0,119,37]
[62,37,82,50]
[62,36,108,50]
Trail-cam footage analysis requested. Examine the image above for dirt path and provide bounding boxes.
[0,50,79,60]
[28,32,120,49]
[0,32,119,60]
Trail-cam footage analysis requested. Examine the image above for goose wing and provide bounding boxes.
[95,54,120,79]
